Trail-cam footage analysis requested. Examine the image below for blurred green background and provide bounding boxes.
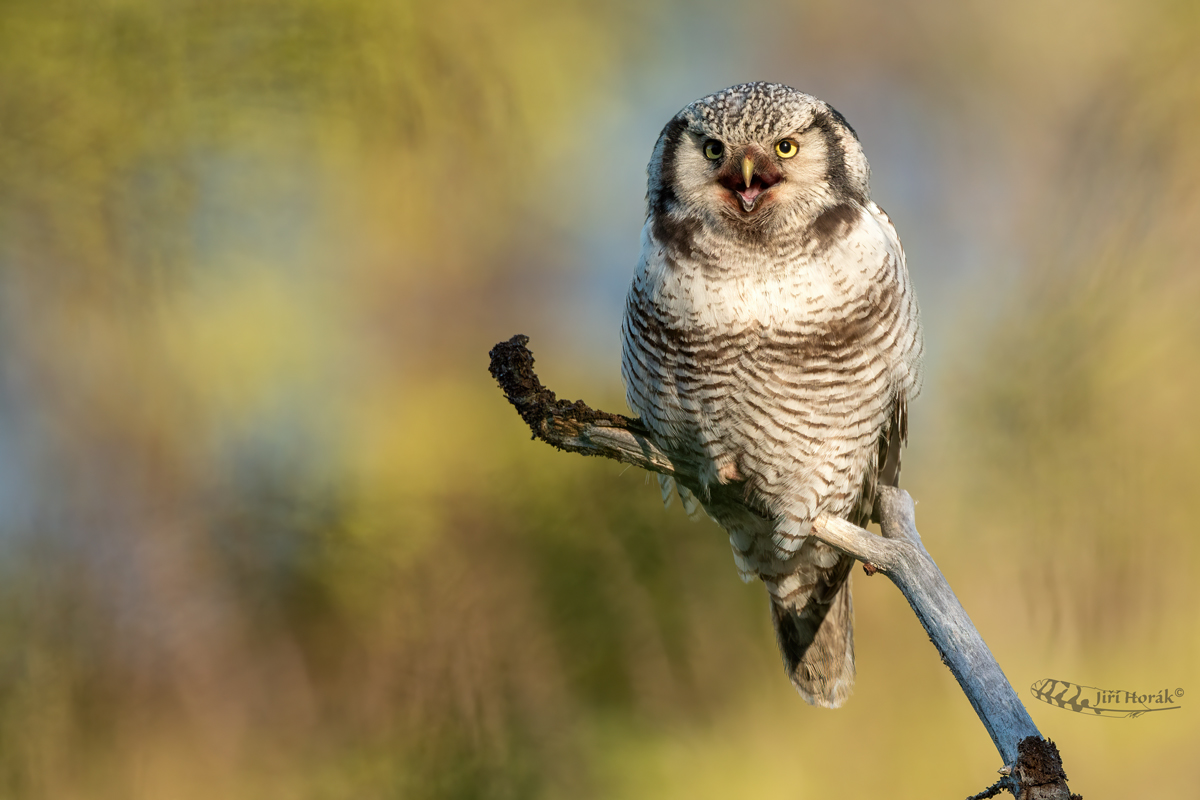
[1,0,1197,797]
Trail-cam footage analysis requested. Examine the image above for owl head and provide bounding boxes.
[647,83,869,242]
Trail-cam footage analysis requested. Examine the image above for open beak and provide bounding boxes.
[718,150,782,213]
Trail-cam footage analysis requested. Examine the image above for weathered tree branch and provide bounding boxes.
[489,335,1079,800]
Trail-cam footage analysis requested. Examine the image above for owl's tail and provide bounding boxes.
[769,555,856,708]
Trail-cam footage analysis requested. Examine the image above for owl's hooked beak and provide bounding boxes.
[718,149,782,214]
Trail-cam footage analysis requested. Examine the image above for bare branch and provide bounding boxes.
[489,335,1079,799]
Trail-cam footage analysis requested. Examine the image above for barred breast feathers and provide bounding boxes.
[622,198,923,538]
[628,199,921,380]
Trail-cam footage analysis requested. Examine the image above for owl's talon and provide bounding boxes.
[717,461,742,483]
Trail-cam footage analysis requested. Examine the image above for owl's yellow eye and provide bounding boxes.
[704,140,724,160]
[775,138,799,158]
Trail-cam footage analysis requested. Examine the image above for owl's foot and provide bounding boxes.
[699,458,740,493]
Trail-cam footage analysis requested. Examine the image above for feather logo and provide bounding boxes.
[1030,679,1183,718]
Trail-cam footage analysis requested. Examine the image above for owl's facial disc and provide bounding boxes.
[716,148,782,213]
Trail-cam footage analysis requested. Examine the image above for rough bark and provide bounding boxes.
[489,334,1080,800]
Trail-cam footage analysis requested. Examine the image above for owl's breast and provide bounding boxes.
[620,261,748,452]
[621,205,920,485]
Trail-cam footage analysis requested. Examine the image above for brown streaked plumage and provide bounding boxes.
[621,83,923,708]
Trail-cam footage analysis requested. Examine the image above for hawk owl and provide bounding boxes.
[621,82,924,707]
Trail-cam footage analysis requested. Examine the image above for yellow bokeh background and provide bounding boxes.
[0,0,1197,797]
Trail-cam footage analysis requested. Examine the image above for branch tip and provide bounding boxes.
[489,335,636,443]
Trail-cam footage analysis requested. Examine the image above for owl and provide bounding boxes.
[621,83,923,708]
